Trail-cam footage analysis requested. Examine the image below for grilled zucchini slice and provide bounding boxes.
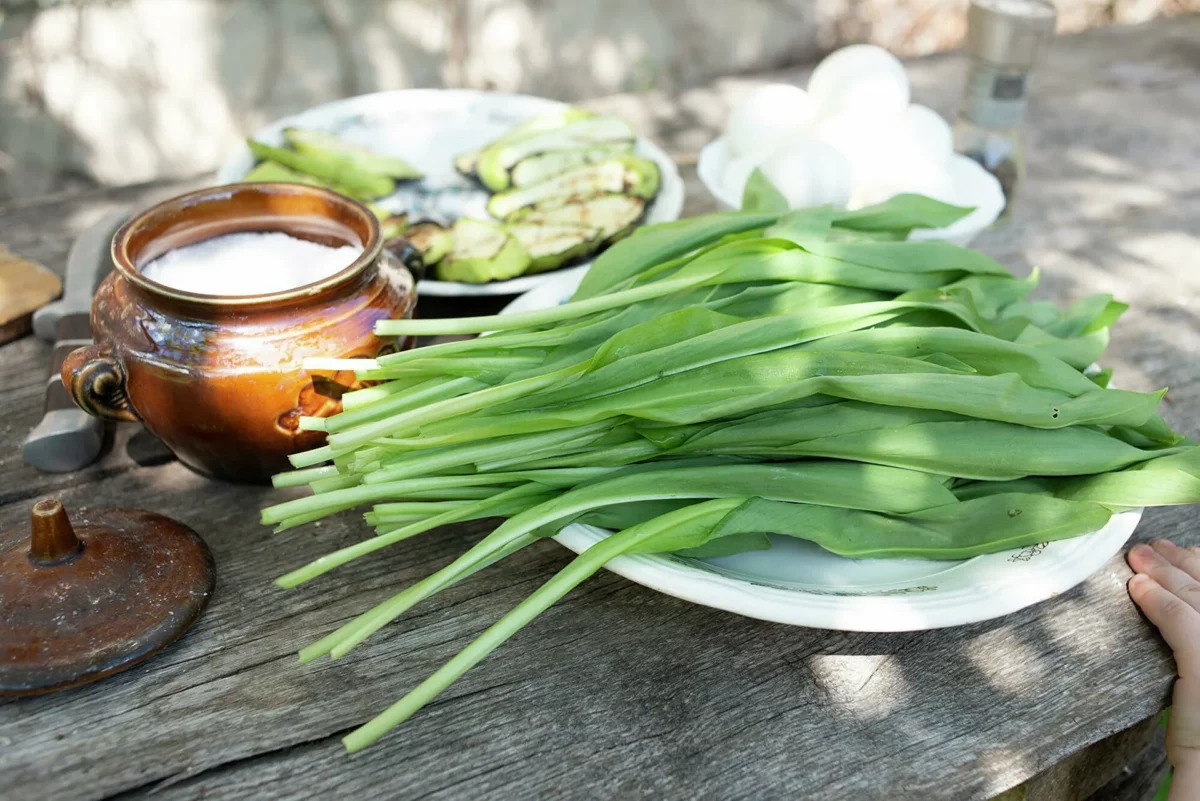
[379,213,409,241]
[437,218,530,283]
[455,107,594,180]
[475,116,635,192]
[487,157,659,220]
[506,223,602,274]
[510,143,635,187]
[454,151,481,179]
[405,221,454,267]
[512,194,647,243]
[242,161,396,224]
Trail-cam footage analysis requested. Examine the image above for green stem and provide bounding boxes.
[374,275,702,337]
[272,465,340,488]
[341,498,742,752]
[377,325,581,368]
[261,474,539,526]
[340,378,415,411]
[298,532,542,663]
[361,421,617,485]
[276,484,553,588]
[289,445,334,469]
[321,480,751,660]
[327,376,485,434]
[325,366,585,456]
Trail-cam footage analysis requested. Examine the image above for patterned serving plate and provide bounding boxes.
[500,272,1142,631]
[216,89,684,297]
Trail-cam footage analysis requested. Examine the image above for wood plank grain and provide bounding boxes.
[0,458,1190,801]
[0,16,1198,801]
[1020,716,1158,801]
[1086,722,1170,801]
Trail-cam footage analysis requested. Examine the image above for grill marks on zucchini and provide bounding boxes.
[448,106,662,281]
[514,195,647,243]
[475,115,636,191]
[436,218,530,283]
[507,224,602,273]
[404,222,453,267]
[510,144,635,187]
[487,157,661,220]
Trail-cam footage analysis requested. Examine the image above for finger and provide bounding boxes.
[1128,574,1200,678]
[1167,676,1200,759]
[1152,539,1200,581]
[1128,543,1200,614]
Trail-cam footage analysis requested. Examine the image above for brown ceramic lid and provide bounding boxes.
[0,499,215,696]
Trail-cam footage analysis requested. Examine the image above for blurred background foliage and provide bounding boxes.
[0,0,1196,200]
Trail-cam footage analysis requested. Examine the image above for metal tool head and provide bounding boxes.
[30,207,131,342]
[21,409,105,473]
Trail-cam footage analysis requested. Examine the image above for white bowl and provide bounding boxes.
[697,136,1005,247]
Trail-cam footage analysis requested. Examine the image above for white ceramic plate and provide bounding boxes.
[216,89,684,297]
[501,274,1142,631]
[696,136,1005,247]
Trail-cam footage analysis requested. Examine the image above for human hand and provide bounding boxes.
[1128,540,1200,799]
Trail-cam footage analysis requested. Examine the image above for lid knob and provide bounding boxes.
[28,498,82,563]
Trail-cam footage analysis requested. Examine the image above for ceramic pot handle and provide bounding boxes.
[61,344,140,422]
[383,237,426,284]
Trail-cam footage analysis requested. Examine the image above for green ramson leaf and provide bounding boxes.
[798,239,1010,276]
[575,499,696,530]
[832,194,975,233]
[1048,294,1128,337]
[1013,324,1110,371]
[672,405,1183,480]
[589,307,742,369]
[800,326,1104,394]
[571,210,782,300]
[500,348,1162,432]
[764,207,836,243]
[943,268,1039,318]
[742,168,789,213]
[707,493,1113,559]
[676,530,772,558]
[1053,447,1200,507]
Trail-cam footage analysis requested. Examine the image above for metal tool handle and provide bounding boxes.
[21,314,106,472]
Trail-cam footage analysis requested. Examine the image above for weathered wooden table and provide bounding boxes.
[1,17,1197,801]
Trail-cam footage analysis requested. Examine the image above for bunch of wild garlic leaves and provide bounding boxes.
[262,193,1200,751]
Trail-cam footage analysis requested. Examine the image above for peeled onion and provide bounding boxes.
[894,104,954,164]
[812,113,898,195]
[722,153,767,201]
[847,155,957,210]
[724,83,816,158]
[759,139,853,209]
[807,45,910,121]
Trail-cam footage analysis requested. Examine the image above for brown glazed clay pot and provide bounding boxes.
[62,183,416,483]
